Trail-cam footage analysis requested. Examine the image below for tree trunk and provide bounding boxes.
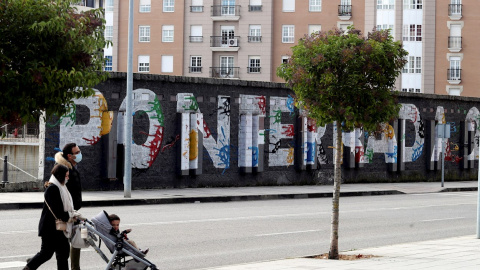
[329,124,342,259]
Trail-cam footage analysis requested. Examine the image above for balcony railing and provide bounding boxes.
[248,5,262,11]
[247,67,261,73]
[447,69,461,81]
[189,36,203,42]
[211,5,240,16]
[448,4,462,16]
[210,67,240,78]
[0,123,39,144]
[338,5,352,16]
[73,0,95,8]
[248,36,262,42]
[448,36,462,50]
[189,67,202,73]
[190,5,204,12]
[210,36,240,47]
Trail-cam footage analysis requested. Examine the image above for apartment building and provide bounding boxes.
[99,0,478,97]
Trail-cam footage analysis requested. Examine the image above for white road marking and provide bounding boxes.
[256,229,321,237]
[0,250,94,260]
[421,217,466,222]
[0,261,25,268]
[0,230,36,235]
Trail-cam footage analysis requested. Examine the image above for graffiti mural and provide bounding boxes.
[239,95,266,172]
[269,96,295,167]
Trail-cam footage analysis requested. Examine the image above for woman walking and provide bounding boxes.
[24,164,78,270]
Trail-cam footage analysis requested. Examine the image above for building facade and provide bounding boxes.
[93,0,477,97]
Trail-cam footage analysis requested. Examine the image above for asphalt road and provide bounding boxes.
[0,191,477,269]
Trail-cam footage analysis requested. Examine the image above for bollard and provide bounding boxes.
[2,156,8,184]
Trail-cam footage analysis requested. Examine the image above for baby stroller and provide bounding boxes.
[80,210,158,270]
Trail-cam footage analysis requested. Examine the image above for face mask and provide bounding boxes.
[74,152,83,163]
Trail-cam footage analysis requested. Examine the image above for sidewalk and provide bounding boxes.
[0,181,477,210]
[203,235,480,270]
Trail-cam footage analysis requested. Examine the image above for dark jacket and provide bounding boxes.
[55,152,82,210]
[39,184,70,237]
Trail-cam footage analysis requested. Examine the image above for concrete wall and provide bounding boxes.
[43,73,480,190]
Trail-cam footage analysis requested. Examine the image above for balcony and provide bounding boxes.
[447,69,461,84]
[247,67,261,73]
[210,67,240,79]
[448,36,462,52]
[248,5,262,12]
[338,5,352,20]
[448,4,462,20]
[210,36,240,51]
[211,5,240,21]
[189,36,203,43]
[248,36,262,42]
[190,5,204,12]
[189,67,202,73]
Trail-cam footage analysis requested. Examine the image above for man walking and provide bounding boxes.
[55,143,83,270]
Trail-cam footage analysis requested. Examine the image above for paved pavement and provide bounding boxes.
[0,180,479,269]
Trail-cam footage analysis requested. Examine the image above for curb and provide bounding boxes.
[0,190,404,210]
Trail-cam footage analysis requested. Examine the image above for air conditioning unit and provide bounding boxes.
[228,38,238,47]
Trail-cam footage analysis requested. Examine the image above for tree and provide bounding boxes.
[0,0,111,124]
[277,28,407,259]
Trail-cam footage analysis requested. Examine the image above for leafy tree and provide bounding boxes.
[0,0,110,124]
[277,28,407,259]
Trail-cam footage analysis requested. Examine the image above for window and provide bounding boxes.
[162,25,174,42]
[140,0,151,12]
[191,0,203,12]
[248,25,261,42]
[249,0,262,11]
[162,56,173,73]
[190,56,202,73]
[220,56,234,78]
[403,0,422,9]
[403,56,421,73]
[221,0,236,15]
[401,88,407,92]
[403,24,422,42]
[282,25,294,43]
[450,0,462,15]
[139,26,150,42]
[282,56,290,64]
[105,0,113,11]
[164,0,174,12]
[105,26,113,41]
[377,0,394,9]
[415,89,421,93]
[308,25,322,34]
[283,0,295,12]
[309,0,321,11]
[190,25,203,42]
[104,56,112,71]
[449,57,461,80]
[248,56,261,73]
[376,24,394,36]
[138,56,150,72]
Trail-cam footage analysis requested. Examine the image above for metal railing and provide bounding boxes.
[448,36,462,49]
[211,5,241,16]
[210,36,240,47]
[210,67,240,79]
[189,67,203,73]
[189,36,203,42]
[448,4,462,16]
[247,67,261,73]
[248,5,262,11]
[0,123,40,144]
[190,5,204,12]
[248,36,262,42]
[338,5,352,16]
[1,156,38,183]
[447,69,462,81]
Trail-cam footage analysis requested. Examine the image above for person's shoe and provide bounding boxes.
[26,258,32,263]
[141,248,149,255]
[23,266,31,270]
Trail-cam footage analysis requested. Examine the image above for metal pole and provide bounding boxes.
[441,138,445,188]
[477,139,480,238]
[124,0,134,198]
[2,156,8,184]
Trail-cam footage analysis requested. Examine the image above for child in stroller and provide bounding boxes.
[82,210,158,270]
[108,214,149,255]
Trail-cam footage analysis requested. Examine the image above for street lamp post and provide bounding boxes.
[124,0,134,198]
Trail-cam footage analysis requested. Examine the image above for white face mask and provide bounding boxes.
[74,152,82,163]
